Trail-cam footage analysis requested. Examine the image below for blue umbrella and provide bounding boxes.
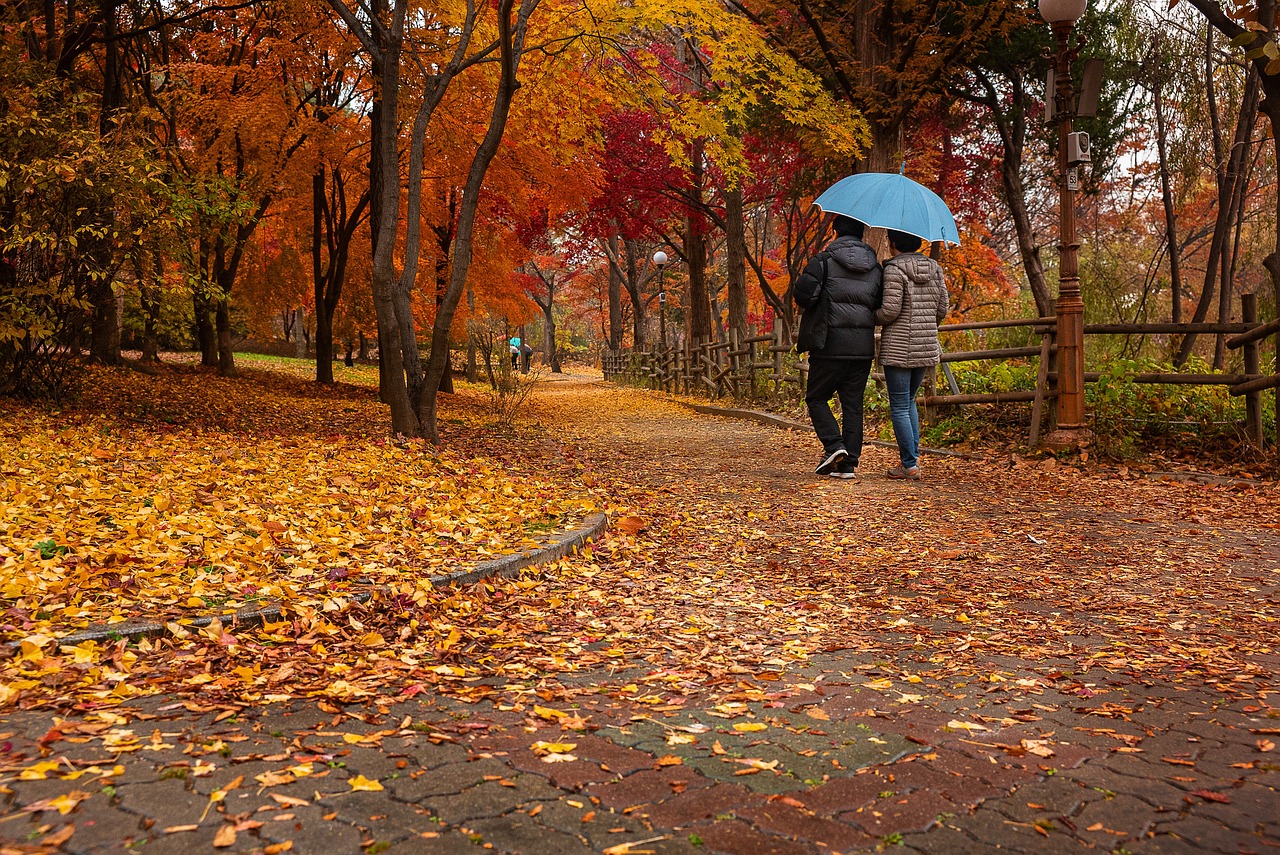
[813,172,961,245]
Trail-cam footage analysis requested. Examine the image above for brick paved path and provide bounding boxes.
[2,377,1278,854]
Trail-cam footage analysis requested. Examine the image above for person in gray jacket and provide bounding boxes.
[875,229,950,480]
[793,216,882,479]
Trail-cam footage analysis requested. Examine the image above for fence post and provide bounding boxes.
[1029,331,1054,447]
[1242,293,1263,447]
[772,324,784,395]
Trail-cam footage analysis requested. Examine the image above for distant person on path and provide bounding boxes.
[793,215,882,480]
[876,229,950,481]
[521,342,533,373]
[510,338,521,369]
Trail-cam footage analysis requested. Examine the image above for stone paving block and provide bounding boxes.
[114,779,207,826]
[690,818,816,855]
[319,790,436,841]
[1192,780,1280,833]
[983,776,1097,822]
[563,734,654,775]
[941,810,1083,853]
[508,749,614,791]
[253,803,355,847]
[422,775,562,824]
[642,782,766,828]
[1072,793,1157,849]
[393,738,471,770]
[1149,815,1270,853]
[340,745,418,782]
[190,760,282,795]
[876,758,963,797]
[381,829,481,854]
[6,776,95,808]
[798,771,893,816]
[738,800,878,851]
[588,767,715,810]
[680,754,810,795]
[1127,831,1234,855]
[524,797,645,844]
[838,789,955,837]
[62,801,146,854]
[464,814,597,854]
[384,756,510,802]
[1109,774,1202,813]
[123,824,225,855]
[902,825,987,854]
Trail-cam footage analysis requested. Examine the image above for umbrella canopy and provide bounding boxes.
[813,172,960,245]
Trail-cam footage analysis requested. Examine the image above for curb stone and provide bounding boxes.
[49,512,608,646]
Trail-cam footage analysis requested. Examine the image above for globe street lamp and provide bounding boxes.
[1040,0,1092,448]
[653,250,668,352]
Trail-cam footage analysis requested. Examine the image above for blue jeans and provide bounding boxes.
[885,366,927,469]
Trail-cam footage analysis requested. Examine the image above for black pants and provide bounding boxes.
[805,357,872,464]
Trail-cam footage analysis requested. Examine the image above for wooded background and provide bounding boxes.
[2,0,1277,446]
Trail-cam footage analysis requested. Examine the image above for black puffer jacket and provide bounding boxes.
[793,237,882,358]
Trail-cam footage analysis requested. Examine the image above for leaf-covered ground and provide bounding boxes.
[0,361,596,707]
[2,360,1277,720]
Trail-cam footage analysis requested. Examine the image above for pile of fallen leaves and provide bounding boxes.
[0,361,596,708]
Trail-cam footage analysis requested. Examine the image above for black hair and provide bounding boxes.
[887,230,924,252]
[832,216,865,239]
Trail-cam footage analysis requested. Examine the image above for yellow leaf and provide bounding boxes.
[530,741,577,755]
[19,761,61,780]
[213,824,237,848]
[533,705,566,720]
[348,775,383,792]
[945,720,989,732]
[733,722,767,733]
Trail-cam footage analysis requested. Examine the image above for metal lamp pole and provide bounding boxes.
[1040,0,1091,448]
[653,250,668,352]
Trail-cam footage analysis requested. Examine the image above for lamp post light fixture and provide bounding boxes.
[1040,0,1092,448]
[653,250,669,352]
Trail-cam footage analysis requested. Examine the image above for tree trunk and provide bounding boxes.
[607,235,623,350]
[1215,144,1254,368]
[215,298,235,376]
[313,171,334,383]
[419,0,537,442]
[89,0,122,366]
[684,156,711,342]
[724,184,749,342]
[1176,66,1260,366]
[1153,70,1183,326]
[194,292,216,366]
[295,308,307,359]
[367,6,417,435]
[543,301,560,372]
[140,284,160,363]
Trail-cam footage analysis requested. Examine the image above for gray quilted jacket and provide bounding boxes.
[875,253,949,368]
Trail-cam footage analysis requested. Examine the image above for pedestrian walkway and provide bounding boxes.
[2,376,1277,854]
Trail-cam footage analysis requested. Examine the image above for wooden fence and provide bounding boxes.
[601,298,1279,448]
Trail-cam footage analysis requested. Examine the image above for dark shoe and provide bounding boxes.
[816,447,848,475]
[887,465,921,480]
[829,460,858,480]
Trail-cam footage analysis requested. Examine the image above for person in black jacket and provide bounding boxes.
[793,216,883,479]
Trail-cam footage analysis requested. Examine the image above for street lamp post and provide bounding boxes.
[653,250,668,352]
[1040,0,1092,448]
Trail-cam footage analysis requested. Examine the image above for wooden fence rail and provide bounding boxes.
[601,308,1278,450]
